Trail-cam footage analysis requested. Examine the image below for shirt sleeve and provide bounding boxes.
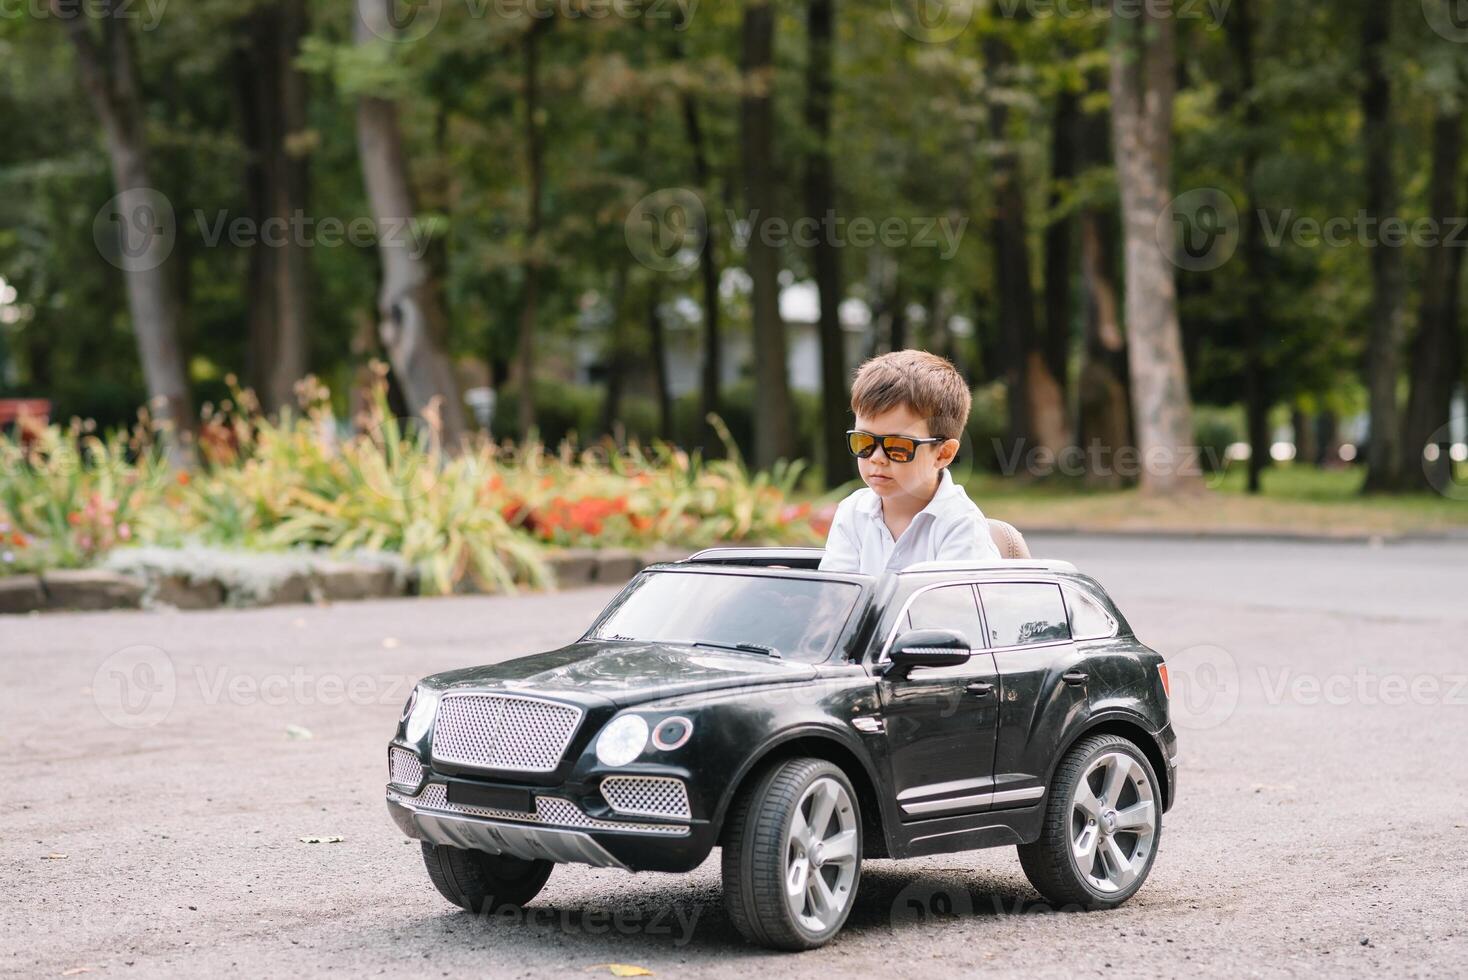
[818,497,861,572]
[935,507,1001,562]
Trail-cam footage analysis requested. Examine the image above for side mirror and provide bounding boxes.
[886,628,971,678]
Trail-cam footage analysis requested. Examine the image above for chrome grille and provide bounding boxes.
[600,776,691,820]
[431,693,582,773]
[388,747,424,788]
[396,783,687,836]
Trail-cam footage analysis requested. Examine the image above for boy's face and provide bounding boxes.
[852,404,959,505]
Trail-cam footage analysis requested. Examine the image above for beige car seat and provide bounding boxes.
[987,519,1032,559]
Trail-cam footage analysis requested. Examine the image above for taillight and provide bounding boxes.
[1157,663,1171,698]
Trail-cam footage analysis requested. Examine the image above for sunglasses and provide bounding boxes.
[846,430,945,463]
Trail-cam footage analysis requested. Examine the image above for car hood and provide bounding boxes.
[427,639,820,708]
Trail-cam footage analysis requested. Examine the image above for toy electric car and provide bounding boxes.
[386,548,1177,950]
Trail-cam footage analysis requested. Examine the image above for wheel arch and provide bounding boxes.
[1052,712,1173,812]
[713,727,892,860]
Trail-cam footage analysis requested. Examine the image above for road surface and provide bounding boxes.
[4,535,1466,977]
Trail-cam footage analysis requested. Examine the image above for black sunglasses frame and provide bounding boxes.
[845,429,946,463]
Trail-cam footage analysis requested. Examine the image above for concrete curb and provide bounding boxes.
[1020,525,1468,545]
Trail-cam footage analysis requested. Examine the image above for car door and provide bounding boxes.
[978,581,1088,809]
[877,583,1000,820]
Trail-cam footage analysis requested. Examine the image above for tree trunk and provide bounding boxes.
[741,0,795,468]
[647,284,673,442]
[1401,108,1465,491]
[1225,0,1270,493]
[270,0,310,412]
[1043,83,1078,407]
[516,17,551,441]
[54,0,195,462]
[805,0,848,488]
[1078,208,1131,488]
[238,0,311,414]
[1109,0,1200,494]
[352,0,467,446]
[601,259,632,437]
[1360,1,1405,491]
[670,6,724,457]
[988,37,1069,463]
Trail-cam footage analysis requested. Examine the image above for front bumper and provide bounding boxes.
[386,764,718,873]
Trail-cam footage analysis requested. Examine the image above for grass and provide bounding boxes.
[956,463,1468,537]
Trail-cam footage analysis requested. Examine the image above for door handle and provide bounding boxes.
[1062,670,1088,687]
[965,681,994,697]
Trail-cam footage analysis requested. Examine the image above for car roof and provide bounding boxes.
[899,558,1078,575]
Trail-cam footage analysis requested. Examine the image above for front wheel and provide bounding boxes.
[1018,733,1161,910]
[722,758,863,951]
[421,842,554,914]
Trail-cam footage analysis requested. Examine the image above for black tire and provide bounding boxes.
[421,842,554,913]
[1018,733,1162,910]
[722,758,863,951]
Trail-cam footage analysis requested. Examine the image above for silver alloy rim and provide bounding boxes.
[784,776,859,934]
[1070,751,1156,894]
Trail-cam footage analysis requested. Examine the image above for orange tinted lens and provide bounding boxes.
[883,437,917,462]
[847,432,876,457]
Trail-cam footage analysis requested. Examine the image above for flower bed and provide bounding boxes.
[0,370,832,601]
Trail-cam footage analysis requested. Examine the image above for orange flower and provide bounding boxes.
[176,471,191,487]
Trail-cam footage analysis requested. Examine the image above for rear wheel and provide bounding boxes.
[1018,733,1161,909]
[722,758,863,951]
[421,842,554,913]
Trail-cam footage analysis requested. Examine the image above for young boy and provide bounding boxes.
[819,350,1000,575]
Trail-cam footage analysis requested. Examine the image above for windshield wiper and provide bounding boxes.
[693,641,782,660]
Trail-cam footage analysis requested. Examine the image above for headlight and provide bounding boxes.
[595,714,649,768]
[403,686,439,743]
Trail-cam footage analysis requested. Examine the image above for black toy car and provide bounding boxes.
[386,548,1177,950]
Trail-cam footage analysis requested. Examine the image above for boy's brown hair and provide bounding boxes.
[850,349,972,442]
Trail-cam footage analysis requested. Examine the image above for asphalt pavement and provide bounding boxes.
[3,534,1466,978]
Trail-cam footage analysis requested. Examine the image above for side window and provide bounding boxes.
[979,583,1070,647]
[903,585,983,648]
[1065,587,1117,641]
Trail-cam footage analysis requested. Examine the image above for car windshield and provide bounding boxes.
[588,570,862,663]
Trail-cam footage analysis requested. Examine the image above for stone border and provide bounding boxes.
[0,546,695,615]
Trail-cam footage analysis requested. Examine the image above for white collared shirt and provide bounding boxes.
[818,469,1000,575]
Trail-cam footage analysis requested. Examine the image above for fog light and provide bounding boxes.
[652,716,694,751]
